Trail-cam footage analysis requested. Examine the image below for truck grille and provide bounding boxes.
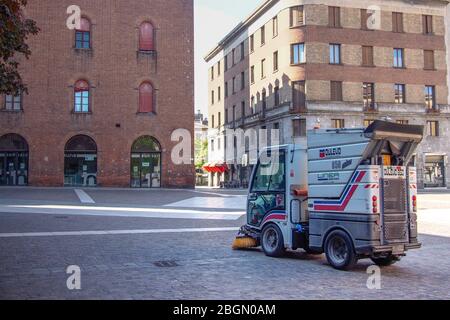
[382,178,408,243]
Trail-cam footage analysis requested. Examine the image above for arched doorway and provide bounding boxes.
[0,134,29,186]
[131,136,161,188]
[64,135,97,187]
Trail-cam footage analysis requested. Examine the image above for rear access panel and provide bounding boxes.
[381,167,409,244]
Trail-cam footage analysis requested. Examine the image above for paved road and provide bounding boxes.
[0,188,450,300]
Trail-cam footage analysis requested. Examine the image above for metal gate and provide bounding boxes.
[382,178,409,244]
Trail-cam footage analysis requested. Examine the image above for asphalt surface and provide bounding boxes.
[0,187,449,300]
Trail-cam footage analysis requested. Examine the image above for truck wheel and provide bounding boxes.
[371,255,401,266]
[324,230,357,271]
[261,224,286,258]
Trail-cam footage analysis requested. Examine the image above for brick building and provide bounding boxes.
[205,0,450,189]
[0,0,195,188]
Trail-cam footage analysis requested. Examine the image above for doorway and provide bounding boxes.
[131,136,161,188]
[64,135,97,187]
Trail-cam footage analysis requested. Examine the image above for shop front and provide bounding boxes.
[424,154,446,188]
[131,136,161,188]
[64,135,98,187]
[0,134,29,186]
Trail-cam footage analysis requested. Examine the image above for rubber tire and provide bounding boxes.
[371,255,401,266]
[261,224,286,258]
[324,230,357,271]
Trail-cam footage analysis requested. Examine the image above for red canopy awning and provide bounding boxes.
[203,161,229,173]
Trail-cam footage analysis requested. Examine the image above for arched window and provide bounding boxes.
[74,80,90,113]
[139,22,155,51]
[139,82,154,113]
[75,17,91,49]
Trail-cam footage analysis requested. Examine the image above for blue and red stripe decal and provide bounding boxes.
[313,171,366,212]
[261,211,287,225]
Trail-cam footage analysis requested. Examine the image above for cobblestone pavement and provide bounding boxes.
[0,188,449,300]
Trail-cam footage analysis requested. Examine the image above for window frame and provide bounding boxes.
[74,80,91,113]
[332,119,345,129]
[393,48,405,68]
[394,84,406,104]
[273,51,279,72]
[427,121,439,137]
[330,81,343,101]
[425,85,436,110]
[363,82,375,110]
[291,43,305,65]
[329,43,341,65]
[4,93,22,111]
[293,118,306,137]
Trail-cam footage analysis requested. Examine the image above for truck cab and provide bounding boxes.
[241,120,424,270]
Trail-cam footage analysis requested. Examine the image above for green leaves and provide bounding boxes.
[0,0,39,95]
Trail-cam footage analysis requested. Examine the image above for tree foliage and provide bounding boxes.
[195,139,208,169]
[0,0,39,95]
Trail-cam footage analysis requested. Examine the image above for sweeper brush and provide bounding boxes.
[232,236,258,250]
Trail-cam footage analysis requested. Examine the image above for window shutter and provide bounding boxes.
[424,50,435,70]
[335,7,340,27]
[139,83,154,113]
[139,22,154,51]
[361,9,367,30]
[329,7,334,27]
[293,81,306,110]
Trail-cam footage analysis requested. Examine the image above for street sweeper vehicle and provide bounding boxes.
[233,120,424,270]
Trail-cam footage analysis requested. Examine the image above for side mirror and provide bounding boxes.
[248,193,258,201]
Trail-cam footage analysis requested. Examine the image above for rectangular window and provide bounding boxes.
[362,46,374,66]
[218,112,221,127]
[274,86,280,107]
[211,90,214,105]
[364,119,374,127]
[241,101,245,119]
[232,105,236,122]
[291,43,305,64]
[427,121,439,136]
[250,34,254,53]
[392,12,403,33]
[261,26,265,46]
[4,94,22,111]
[218,86,221,101]
[273,16,278,37]
[393,48,404,68]
[218,61,221,76]
[396,120,409,125]
[232,77,236,94]
[292,81,306,111]
[250,66,255,84]
[241,72,245,90]
[75,31,90,49]
[74,90,89,113]
[224,55,228,71]
[261,59,266,79]
[251,96,255,114]
[262,90,267,111]
[232,49,236,66]
[225,109,229,124]
[211,115,215,128]
[425,85,436,110]
[273,51,279,71]
[424,50,435,70]
[330,44,341,64]
[332,119,345,129]
[293,118,307,137]
[240,42,245,61]
[211,66,214,81]
[394,84,406,104]
[363,83,375,109]
[329,6,341,28]
[225,82,229,97]
[423,15,433,34]
[330,81,343,101]
[290,6,304,27]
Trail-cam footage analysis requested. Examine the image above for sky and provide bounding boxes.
[194,0,262,117]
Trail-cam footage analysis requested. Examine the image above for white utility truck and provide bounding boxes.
[236,120,424,270]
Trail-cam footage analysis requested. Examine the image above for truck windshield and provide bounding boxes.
[251,150,286,193]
